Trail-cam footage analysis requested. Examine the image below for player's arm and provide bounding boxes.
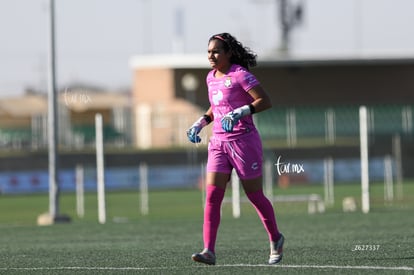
[204,107,214,121]
[247,85,272,114]
[221,85,272,132]
[187,106,213,143]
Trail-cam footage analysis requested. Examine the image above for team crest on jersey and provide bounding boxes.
[224,77,232,88]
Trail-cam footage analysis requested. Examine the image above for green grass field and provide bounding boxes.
[0,182,413,274]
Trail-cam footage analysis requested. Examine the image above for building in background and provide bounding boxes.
[0,93,47,149]
[130,53,414,148]
[130,54,210,149]
[1,53,413,151]
[0,89,131,150]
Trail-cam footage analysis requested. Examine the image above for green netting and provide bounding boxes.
[255,105,413,143]
[0,128,32,145]
[72,125,123,143]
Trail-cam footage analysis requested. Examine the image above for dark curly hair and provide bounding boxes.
[208,32,257,70]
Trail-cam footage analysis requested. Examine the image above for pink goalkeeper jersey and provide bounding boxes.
[207,64,260,140]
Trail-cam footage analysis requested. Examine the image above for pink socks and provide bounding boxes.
[203,185,225,253]
[246,189,280,242]
[203,185,280,253]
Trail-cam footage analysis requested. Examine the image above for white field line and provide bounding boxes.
[0,264,413,272]
[221,264,414,271]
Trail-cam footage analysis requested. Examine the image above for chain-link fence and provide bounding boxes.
[255,104,413,147]
[0,104,413,150]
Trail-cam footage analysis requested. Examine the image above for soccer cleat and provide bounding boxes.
[192,248,216,265]
[269,234,284,264]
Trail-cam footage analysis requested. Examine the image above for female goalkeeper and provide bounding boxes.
[187,32,284,265]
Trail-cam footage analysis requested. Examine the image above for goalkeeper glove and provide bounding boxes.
[221,104,254,133]
[187,115,211,143]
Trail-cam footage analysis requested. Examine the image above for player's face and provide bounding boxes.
[207,39,232,73]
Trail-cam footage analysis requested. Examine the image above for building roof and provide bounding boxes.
[0,94,47,117]
[259,52,414,67]
[129,52,414,69]
[0,91,131,117]
[60,89,130,112]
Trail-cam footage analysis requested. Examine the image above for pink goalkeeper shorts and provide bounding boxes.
[206,131,263,180]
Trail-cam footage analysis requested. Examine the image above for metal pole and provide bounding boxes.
[359,106,370,213]
[383,155,394,203]
[48,0,59,218]
[140,162,149,215]
[279,0,289,53]
[76,164,85,218]
[264,159,273,200]
[392,134,403,200]
[96,114,106,224]
[231,170,241,218]
[324,157,334,206]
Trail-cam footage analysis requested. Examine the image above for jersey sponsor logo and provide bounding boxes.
[251,162,258,170]
[212,90,223,106]
[208,80,222,86]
